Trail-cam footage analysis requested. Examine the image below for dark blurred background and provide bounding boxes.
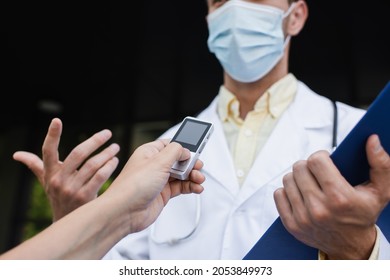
[1,1,389,253]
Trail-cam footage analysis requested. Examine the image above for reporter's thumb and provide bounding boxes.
[158,142,190,166]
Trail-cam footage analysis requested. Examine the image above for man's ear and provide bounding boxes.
[286,0,309,36]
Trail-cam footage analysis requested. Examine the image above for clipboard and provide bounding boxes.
[244,81,390,260]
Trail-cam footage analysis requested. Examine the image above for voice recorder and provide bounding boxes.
[169,116,214,180]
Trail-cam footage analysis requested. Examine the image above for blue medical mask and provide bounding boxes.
[207,0,295,83]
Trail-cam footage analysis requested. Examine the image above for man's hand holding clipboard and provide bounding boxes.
[244,81,390,260]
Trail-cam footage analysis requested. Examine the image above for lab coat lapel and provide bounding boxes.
[198,103,241,195]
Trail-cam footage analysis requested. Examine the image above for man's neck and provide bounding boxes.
[224,67,288,119]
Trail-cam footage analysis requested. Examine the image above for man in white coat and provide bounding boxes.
[103,0,390,259]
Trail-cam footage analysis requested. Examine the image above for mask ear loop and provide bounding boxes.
[282,2,297,48]
[283,2,297,19]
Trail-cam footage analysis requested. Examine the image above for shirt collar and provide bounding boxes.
[266,73,297,118]
[218,85,237,122]
[217,73,298,122]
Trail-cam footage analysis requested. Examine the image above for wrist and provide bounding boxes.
[326,226,377,260]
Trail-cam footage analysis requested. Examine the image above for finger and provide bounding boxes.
[188,169,206,185]
[282,171,306,215]
[366,134,390,171]
[366,134,390,196]
[306,150,350,194]
[76,143,120,185]
[193,159,204,171]
[81,157,120,196]
[167,168,206,197]
[178,148,191,162]
[42,118,63,174]
[146,139,168,153]
[273,187,295,230]
[169,180,204,198]
[143,139,190,163]
[136,139,171,160]
[62,129,113,174]
[155,142,190,168]
[13,151,45,184]
[158,138,170,147]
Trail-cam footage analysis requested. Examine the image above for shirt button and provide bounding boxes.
[244,129,253,137]
[237,169,245,178]
[232,102,239,111]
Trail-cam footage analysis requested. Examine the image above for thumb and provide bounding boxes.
[367,134,390,169]
[13,151,44,175]
[13,151,45,185]
[366,134,390,198]
[156,142,190,167]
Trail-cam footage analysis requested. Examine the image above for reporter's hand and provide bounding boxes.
[274,134,390,259]
[104,139,205,233]
[13,118,120,222]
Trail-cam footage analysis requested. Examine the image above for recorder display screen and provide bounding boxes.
[172,119,211,151]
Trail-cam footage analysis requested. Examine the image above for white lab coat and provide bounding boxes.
[104,81,390,260]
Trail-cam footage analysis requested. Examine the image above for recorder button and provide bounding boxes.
[178,159,189,167]
[172,159,189,171]
[199,142,207,153]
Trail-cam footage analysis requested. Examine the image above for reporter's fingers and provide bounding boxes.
[42,118,63,173]
[193,159,204,171]
[169,181,204,199]
[185,182,204,194]
[143,139,168,154]
[155,142,190,167]
[189,169,206,185]
[76,143,120,184]
[157,138,170,148]
[62,129,113,173]
[13,151,45,184]
[81,157,120,196]
[142,140,191,166]
[177,147,191,162]
[166,168,205,197]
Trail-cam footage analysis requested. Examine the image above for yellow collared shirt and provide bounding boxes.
[217,73,297,185]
